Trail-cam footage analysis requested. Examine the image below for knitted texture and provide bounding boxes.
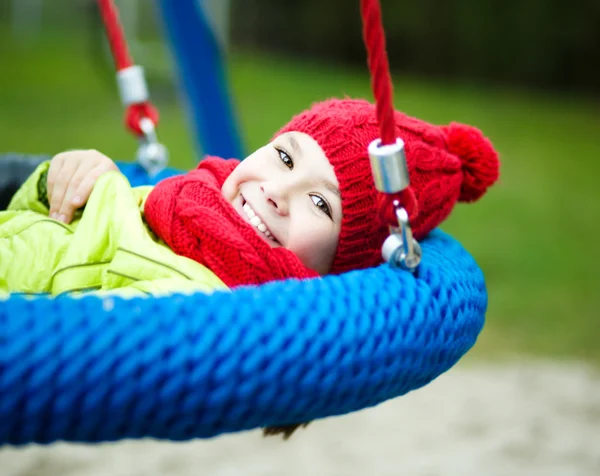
[277,98,500,275]
[0,230,486,445]
[144,156,319,287]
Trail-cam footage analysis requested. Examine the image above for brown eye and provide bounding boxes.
[310,194,332,219]
[277,148,293,169]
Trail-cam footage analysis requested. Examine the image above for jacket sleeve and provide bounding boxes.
[7,160,51,214]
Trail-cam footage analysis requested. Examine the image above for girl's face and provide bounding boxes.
[221,131,342,275]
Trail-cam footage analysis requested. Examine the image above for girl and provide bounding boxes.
[1,98,499,296]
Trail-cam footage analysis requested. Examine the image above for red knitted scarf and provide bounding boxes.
[143,156,319,288]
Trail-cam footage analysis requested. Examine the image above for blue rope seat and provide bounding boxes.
[114,161,185,187]
[0,0,490,447]
[0,209,486,445]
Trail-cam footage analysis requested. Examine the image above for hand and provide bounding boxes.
[47,149,119,223]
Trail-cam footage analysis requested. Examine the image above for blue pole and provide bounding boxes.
[155,0,244,160]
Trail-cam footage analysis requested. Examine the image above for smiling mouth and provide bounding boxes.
[241,199,280,245]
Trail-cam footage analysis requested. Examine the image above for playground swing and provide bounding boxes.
[0,0,489,445]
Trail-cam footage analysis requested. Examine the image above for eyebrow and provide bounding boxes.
[286,135,341,199]
[323,180,341,199]
[287,134,301,156]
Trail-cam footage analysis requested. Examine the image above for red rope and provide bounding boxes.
[97,0,159,136]
[97,0,133,70]
[360,0,396,146]
[360,0,417,226]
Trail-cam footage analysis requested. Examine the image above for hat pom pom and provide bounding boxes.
[442,123,500,202]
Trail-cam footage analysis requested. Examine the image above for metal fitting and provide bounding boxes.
[382,206,422,271]
[368,137,410,193]
[136,118,168,177]
[117,65,150,106]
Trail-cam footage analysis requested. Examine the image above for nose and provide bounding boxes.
[261,182,289,216]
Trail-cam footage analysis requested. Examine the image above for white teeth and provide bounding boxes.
[243,203,255,218]
[243,201,274,240]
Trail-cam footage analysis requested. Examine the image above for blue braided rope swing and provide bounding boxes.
[0,230,486,445]
[0,0,488,445]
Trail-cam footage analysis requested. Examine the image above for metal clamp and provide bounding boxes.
[368,137,422,271]
[368,137,409,193]
[136,118,169,177]
[116,65,150,106]
[382,204,422,271]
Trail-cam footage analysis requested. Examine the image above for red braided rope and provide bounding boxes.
[97,0,133,70]
[97,0,159,136]
[360,0,418,227]
[360,0,396,146]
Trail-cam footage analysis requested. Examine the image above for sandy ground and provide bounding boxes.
[1,360,599,476]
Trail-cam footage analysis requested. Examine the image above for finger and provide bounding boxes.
[70,163,116,209]
[49,161,78,222]
[58,162,108,223]
[55,161,93,223]
[47,154,66,214]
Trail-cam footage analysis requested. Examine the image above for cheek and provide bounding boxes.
[221,173,238,201]
[222,164,253,199]
[286,221,339,274]
[222,149,270,199]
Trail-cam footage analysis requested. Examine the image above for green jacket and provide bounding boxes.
[0,161,227,298]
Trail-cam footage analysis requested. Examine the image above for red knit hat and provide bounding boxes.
[276,98,500,275]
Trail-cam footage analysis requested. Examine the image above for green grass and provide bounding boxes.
[1,30,598,362]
